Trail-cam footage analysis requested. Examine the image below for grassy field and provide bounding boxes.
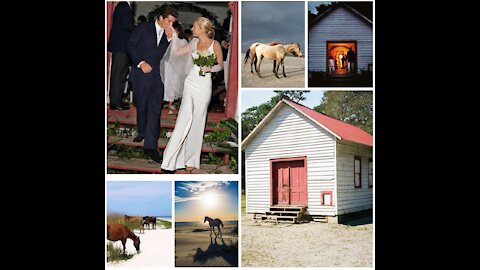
[241,193,246,216]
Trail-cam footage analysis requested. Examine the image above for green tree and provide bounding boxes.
[313,91,373,134]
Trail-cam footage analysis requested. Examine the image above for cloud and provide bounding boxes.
[175,195,202,202]
[242,1,305,51]
[107,182,171,199]
[175,181,233,197]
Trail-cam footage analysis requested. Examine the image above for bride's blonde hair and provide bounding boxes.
[195,17,214,39]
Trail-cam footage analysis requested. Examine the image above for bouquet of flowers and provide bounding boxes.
[192,51,216,76]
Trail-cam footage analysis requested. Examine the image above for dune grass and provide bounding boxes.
[241,194,246,216]
[157,219,172,229]
[107,242,134,263]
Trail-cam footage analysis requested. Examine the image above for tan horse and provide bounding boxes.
[255,43,303,78]
[124,215,144,234]
[244,42,283,74]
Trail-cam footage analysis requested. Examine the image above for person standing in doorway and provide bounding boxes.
[347,47,356,73]
[108,1,135,110]
[127,5,178,163]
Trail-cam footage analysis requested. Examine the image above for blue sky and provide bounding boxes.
[175,181,238,222]
[241,90,325,113]
[107,181,172,217]
[308,1,332,14]
[242,1,305,52]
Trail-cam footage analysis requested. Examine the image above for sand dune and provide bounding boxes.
[106,227,173,268]
[175,224,238,267]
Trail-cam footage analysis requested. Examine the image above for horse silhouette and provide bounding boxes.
[107,224,140,255]
[204,216,224,239]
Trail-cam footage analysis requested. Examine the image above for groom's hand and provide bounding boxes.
[165,27,173,39]
[140,62,153,73]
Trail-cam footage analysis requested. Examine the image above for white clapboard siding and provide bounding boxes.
[336,141,372,215]
[245,105,336,215]
[308,5,372,73]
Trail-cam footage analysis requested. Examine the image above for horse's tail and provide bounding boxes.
[220,219,224,228]
[244,48,250,66]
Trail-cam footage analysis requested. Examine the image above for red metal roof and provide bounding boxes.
[283,99,373,147]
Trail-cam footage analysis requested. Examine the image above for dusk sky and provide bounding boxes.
[308,1,332,14]
[107,181,172,217]
[242,1,305,52]
[175,181,238,223]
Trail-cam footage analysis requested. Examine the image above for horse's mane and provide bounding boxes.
[267,41,283,46]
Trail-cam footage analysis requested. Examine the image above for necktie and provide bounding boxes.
[157,29,163,46]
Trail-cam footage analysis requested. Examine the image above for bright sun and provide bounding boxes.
[202,192,218,208]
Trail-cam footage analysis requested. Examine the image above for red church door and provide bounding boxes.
[271,158,307,206]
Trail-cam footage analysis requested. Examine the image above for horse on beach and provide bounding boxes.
[244,42,283,74]
[204,216,224,239]
[254,42,303,78]
[107,224,140,255]
[244,42,303,78]
[143,216,157,230]
[124,215,144,234]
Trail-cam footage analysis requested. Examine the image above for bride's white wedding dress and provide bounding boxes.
[161,38,217,171]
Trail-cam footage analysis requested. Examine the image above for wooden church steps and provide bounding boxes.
[107,156,234,174]
[108,135,231,155]
[107,107,226,133]
[255,205,306,224]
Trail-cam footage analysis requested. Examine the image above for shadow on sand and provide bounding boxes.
[193,236,238,266]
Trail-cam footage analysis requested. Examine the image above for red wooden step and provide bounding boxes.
[107,156,234,174]
[108,135,231,154]
[107,106,227,122]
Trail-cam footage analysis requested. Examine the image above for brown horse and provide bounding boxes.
[255,43,303,78]
[124,215,144,234]
[244,42,282,74]
[107,224,140,255]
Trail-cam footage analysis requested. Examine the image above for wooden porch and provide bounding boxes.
[107,106,234,174]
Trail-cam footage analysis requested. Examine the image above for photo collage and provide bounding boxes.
[106,0,373,268]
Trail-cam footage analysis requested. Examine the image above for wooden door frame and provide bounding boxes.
[270,156,308,206]
[326,40,358,76]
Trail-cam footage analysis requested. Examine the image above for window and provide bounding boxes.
[321,191,333,206]
[368,158,373,188]
[354,156,361,188]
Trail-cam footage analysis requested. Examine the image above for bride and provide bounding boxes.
[160,17,223,172]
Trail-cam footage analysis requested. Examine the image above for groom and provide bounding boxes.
[127,5,178,163]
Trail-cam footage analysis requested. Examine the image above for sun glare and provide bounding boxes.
[202,192,218,208]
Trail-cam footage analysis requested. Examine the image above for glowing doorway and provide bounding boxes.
[327,41,357,76]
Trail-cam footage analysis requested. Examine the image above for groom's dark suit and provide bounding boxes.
[127,22,170,151]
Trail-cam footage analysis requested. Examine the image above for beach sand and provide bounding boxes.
[241,54,305,88]
[241,215,373,267]
[106,227,173,268]
[175,224,238,267]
